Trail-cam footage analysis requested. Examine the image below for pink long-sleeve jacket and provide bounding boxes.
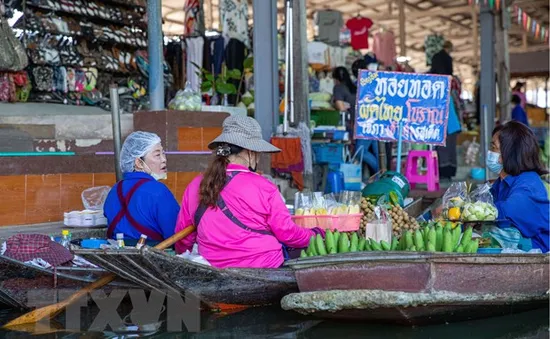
[174,164,315,268]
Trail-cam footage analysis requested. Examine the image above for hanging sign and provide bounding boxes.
[355,70,452,146]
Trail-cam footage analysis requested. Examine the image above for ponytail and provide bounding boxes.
[199,143,244,207]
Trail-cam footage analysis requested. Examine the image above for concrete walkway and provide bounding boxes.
[0,222,106,243]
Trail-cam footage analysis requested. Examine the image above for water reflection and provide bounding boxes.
[0,305,548,338]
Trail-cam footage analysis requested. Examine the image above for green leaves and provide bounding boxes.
[215,80,237,95]
[243,56,254,70]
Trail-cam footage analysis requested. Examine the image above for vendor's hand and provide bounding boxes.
[311,227,326,238]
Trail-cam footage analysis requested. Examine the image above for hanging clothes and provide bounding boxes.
[220,0,250,48]
[345,16,373,50]
[307,41,328,66]
[225,38,248,105]
[424,34,445,66]
[315,10,343,46]
[203,36,224,76]
[372,30,396,67]
[184,0,205,36]
[270,137,305,191]
[185,36,204,92]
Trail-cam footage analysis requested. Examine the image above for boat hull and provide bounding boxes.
[281,289,549,325]
[0,255,136,310]
[75,247,298,308]
[282,252,549,323]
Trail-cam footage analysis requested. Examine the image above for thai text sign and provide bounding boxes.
[355,70,452,145]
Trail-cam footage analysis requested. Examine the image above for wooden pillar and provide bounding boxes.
[398,0,406,55]
[495,4,511,122]
[522,33,528,50]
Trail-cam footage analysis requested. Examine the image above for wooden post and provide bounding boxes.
[398,0,406,56]
[388,0,393,16]
[522,33,528,51]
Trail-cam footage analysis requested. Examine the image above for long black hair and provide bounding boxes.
[332,67,356,94]
[493,121,547,176]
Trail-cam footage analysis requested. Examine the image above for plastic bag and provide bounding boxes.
[441,182,469,221]
[464,137,480,166]
[462,183,498,221]
[339,190,361,214]
[364,203,392,243]
[295,192,315,216]
[168,81,202,111]
[81,186,110,211]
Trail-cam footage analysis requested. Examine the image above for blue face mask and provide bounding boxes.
[486,151,503,174]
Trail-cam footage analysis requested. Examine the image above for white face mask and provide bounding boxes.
[140,159,167,181]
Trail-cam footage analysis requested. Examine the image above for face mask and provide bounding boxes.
[140,159,167,181]
[486,151,503,174]
[248,152,258,173]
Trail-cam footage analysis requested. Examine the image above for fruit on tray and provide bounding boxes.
[300,225,479,258]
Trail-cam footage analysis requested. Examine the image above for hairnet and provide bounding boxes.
[120,131,162,173]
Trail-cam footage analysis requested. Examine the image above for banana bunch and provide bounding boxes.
[396,224,478,253]
[299,225,479,258]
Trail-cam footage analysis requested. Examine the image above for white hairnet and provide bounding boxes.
[120,131,162,173]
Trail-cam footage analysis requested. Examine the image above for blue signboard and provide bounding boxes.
[355,70,452,146]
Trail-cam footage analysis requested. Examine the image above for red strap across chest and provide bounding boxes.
[106,179,163,241]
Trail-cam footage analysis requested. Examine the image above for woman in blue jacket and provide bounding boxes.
[104,131,180,242]
[488,122,549,252]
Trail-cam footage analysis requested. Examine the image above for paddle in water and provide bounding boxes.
[3,226,197,329]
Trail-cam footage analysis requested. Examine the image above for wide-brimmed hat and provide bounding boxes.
[3,234,74,266]
[208,115,281,153]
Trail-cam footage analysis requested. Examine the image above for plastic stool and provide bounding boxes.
[405,150,440,192]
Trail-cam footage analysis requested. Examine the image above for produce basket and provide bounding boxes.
[292,214,362,232]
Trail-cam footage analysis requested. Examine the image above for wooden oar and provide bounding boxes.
[3,226,197,329]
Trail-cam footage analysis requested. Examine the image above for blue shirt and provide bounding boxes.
[511,105,529,126]
[104,172,180,240]
[490,171,549,252]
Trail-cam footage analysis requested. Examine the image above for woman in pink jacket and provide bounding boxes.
[175,115,323,269]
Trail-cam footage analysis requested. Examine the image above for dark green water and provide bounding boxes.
[0,305,548,338]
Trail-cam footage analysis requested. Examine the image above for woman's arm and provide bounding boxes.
[334,100,348,112]
[266,189,317,248]
[174,187,198,254]
[494,187,545,238]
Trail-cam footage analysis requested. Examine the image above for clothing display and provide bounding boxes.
[220,0,250,48]
[203,36,224,76]
[372,30,396,67]
[315,10,343,46]
[328,46,347,68]
[430,49,453,75]
[424,34,445,66]
[346,16,373,50]
[319,74,334,94]
[185,36,204,93]
[225,37,248,104]
[307,41,328,65]
[184,0,205,36]
[2,0,154,109]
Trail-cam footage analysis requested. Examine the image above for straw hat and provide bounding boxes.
[208,115,281,153]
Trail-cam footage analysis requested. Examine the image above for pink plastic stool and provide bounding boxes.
[405,150,440,192]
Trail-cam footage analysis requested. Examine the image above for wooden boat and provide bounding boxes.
[74,247,298,308]
[0,255,137,310]
[281,252,550,324]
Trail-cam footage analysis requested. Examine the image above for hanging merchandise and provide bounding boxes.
[511,5,549,42]
[220,0,250,48]
[345,16,373,50]
[319,72,334,95]
[315,10,343,46]
[373,30,396,68]
[184,0,205,36]
[186,36,205,93]
[307,41,328,67]
[225,37,248,105]
[0,16,28,71]
[203,35,224,76]
[424,34,445,66]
